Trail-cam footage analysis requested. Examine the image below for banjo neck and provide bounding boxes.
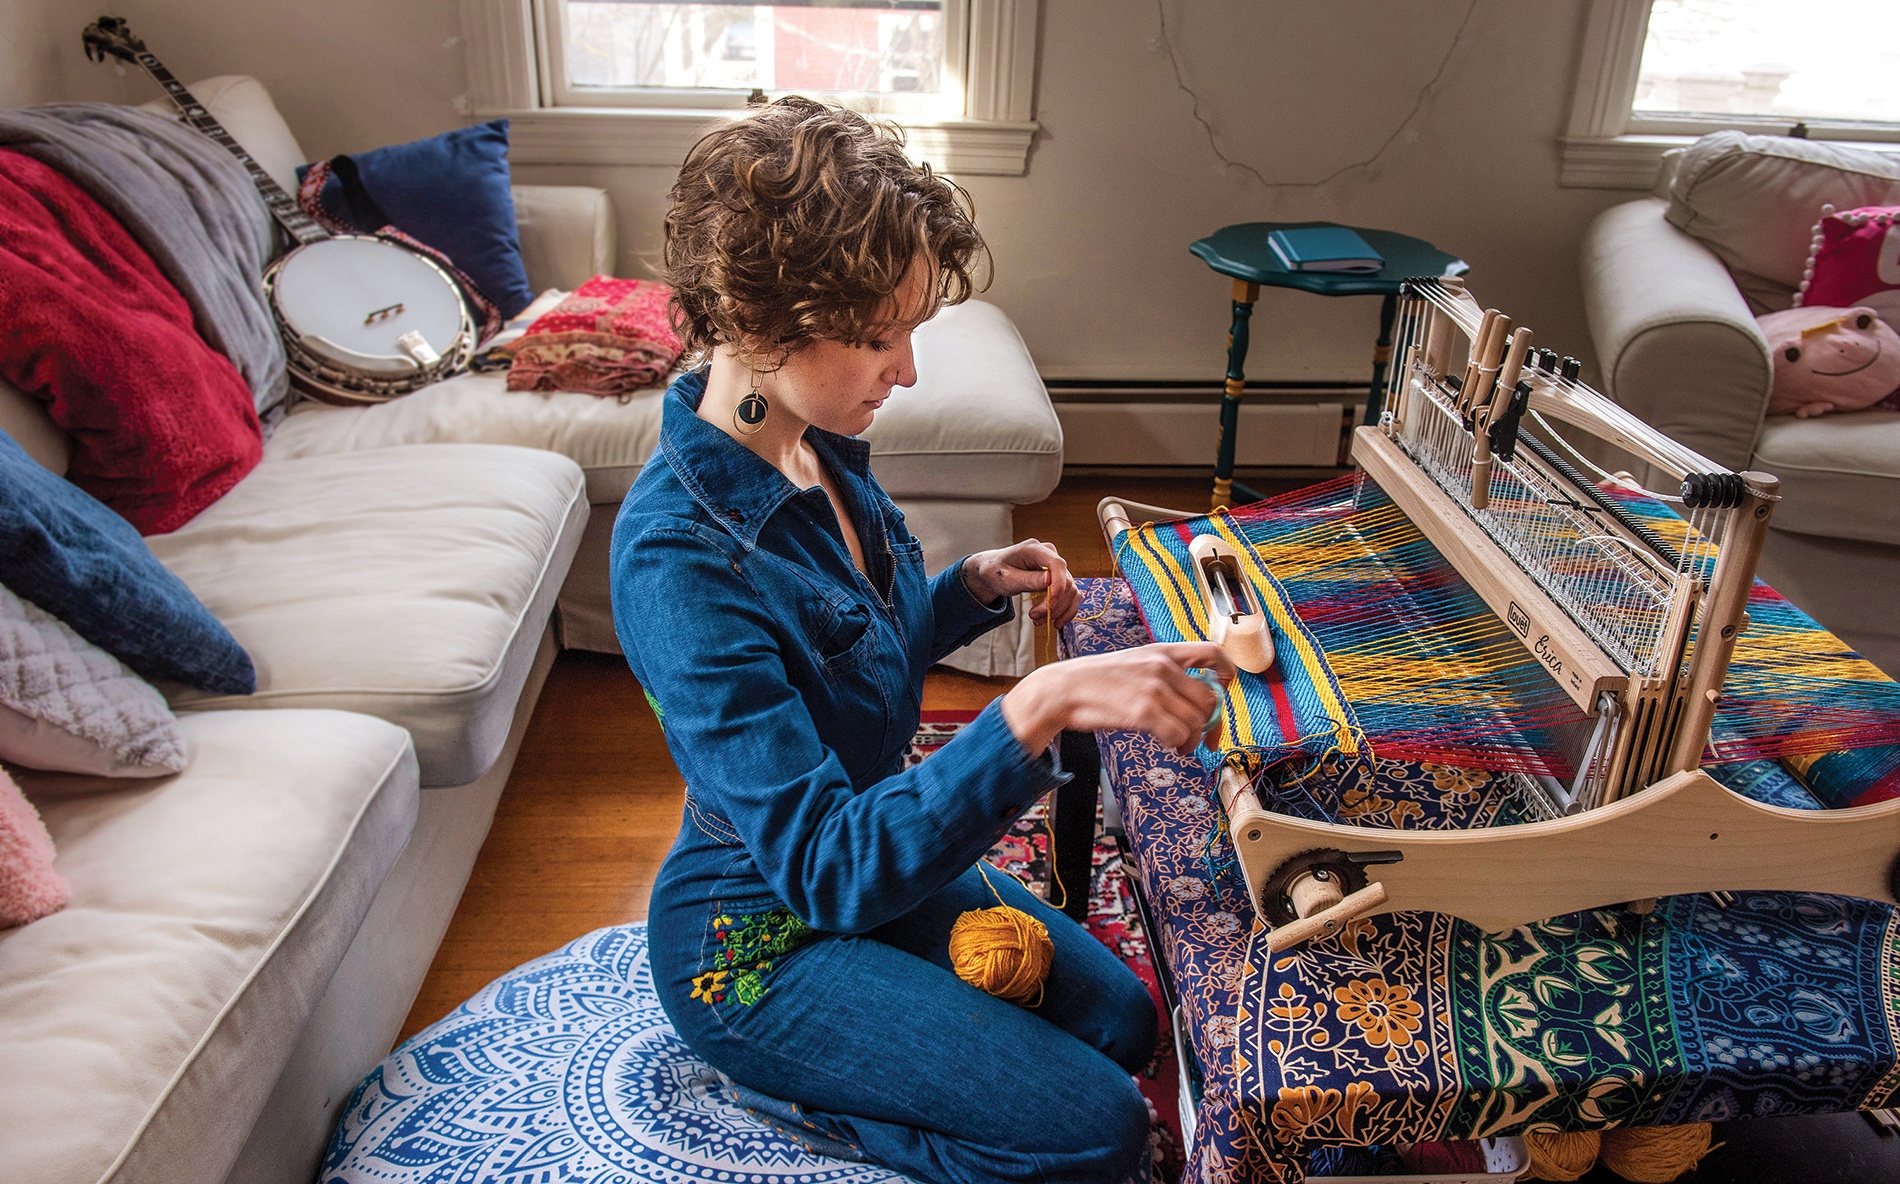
[131,54,330,247]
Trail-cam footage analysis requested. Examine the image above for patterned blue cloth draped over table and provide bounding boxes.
[1063,577,1900,1184]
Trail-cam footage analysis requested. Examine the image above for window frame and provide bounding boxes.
[1561,0,1900,189]
[461,0,1038,175]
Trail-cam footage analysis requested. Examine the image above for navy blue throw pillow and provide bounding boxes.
[298,120,535,320]
[0,429,254,694]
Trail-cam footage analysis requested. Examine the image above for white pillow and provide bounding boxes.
[0,583,187,777]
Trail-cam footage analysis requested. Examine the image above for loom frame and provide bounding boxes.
[1097,280,1900,947]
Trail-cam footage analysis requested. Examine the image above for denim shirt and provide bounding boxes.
[610,370,1063,1030]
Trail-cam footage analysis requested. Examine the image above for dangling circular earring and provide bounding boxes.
[734,369,769,435]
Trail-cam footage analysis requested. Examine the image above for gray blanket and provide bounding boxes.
[0,104,288,420]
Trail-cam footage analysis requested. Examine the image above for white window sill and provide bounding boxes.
[496,106,1039,176]
[1561,133,1900,191]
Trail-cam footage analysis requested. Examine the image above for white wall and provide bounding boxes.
[0,0,75,109]
[19,0,1644,382]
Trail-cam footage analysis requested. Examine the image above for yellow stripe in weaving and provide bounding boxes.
[1132,524,1257,752]
[1208,512,1360,757]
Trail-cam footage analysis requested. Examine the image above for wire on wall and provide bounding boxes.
[1155,0,1484,190]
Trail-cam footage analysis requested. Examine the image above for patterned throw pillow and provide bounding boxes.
[325,923,906,1184]
[0,582,186,778]
[501,277,683,399]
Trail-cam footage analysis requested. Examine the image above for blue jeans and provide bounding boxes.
[682,864,1158,1184]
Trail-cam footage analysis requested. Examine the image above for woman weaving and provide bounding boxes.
[611,98,1232,1184]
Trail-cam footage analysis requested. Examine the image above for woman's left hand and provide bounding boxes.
[961,539,1079,627]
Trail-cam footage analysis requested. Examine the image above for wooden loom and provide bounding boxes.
[1100,278,1900,952]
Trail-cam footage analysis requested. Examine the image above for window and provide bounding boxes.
[1562,0,1900,189]
[1632,0,1900,132]
[459,0,1037,174]
[549,1,957,117]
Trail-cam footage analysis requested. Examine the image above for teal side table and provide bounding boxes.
[1189,221,1466,509]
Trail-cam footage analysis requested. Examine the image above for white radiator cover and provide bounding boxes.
[1055,401,1347,467]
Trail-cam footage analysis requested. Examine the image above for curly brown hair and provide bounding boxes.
[663,96,988,364]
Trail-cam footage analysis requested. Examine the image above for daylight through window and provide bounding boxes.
[1633,0,1900,128]
[559,0,947,104]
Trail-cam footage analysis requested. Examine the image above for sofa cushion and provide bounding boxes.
[512,184,617,292]
[0,709,418,1184]
[149,444,587,786]
[1753,408,1900,547]
[265,298,1062,506]
[1665,131,1900,314]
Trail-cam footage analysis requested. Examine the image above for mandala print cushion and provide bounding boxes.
[325,923,911,1184]
[0,582,187,777]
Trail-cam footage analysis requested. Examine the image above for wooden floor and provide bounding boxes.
[399,473,1279,1038]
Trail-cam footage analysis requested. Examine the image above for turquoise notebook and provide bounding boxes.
[1267,227,1384,273]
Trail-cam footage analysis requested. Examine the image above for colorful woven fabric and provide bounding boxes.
[1115,510,1365,785]
[1066,577,1900,1184]
[1109,474,1900,790]
[504,276,682,398]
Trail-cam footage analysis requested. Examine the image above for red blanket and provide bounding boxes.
[0,150,259,534]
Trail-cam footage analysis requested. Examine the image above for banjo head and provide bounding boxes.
[271,236,470,382]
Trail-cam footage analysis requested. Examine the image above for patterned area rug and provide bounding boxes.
[910,711,1189,1184]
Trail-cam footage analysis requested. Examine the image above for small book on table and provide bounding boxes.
[1267,227,1385,274]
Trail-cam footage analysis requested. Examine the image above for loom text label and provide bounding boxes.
[1533,632,1564,678]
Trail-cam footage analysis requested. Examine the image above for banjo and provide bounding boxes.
[82,17,476,406]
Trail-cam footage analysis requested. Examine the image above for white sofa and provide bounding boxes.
[1581,132,1900,674]
[0,76,1064,1184]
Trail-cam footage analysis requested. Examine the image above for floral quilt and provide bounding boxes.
[1064,578,1900,1184]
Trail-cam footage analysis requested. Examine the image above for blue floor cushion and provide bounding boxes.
[324,924,909,1183]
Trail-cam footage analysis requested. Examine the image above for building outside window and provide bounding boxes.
[1563,0,1900,189]
[552,1,951,115]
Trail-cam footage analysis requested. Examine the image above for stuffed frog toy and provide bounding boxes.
[1760,305,1900,419]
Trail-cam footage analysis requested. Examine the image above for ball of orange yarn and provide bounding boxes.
[1523,1129,1601,1181]
[1599,1123,1714,1183]
[949,905,1054,1005]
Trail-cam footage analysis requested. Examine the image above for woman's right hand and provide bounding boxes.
[1000,642,1236,757]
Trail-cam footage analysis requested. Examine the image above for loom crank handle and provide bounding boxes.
[1267,882,1390,952]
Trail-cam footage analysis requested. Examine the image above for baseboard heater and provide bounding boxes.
[1045,380,1364,469]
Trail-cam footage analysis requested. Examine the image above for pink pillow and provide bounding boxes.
[0,766,67,927]
[1797,205,1900,327]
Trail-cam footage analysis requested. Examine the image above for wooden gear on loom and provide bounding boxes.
[1099,276,1900,952]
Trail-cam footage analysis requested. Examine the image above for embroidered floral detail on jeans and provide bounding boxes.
[706,906,815,1007]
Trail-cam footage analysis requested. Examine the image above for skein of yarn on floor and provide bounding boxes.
[1524,1129,1601,1181]
[949,905,1054,1005]
[1598,1123,1714,1183]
